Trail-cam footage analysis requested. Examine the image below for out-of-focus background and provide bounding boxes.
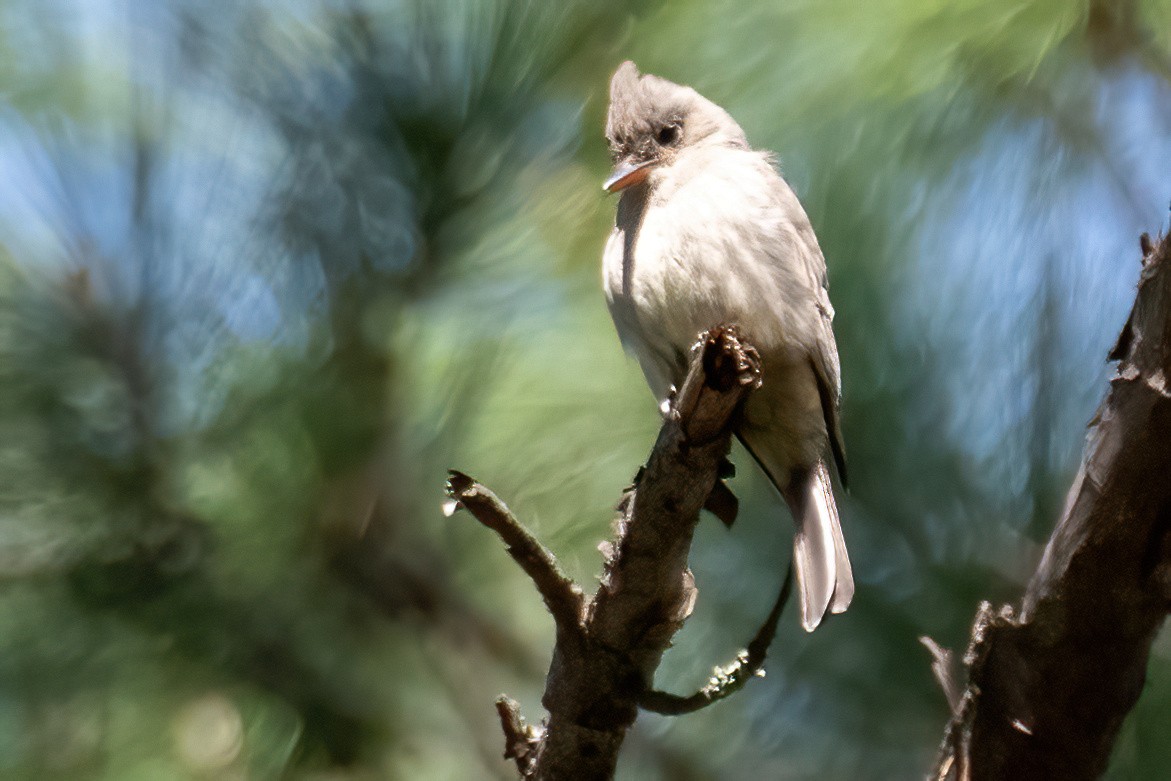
[1,1,1170,779]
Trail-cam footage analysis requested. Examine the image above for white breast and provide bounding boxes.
[603,146,824,396]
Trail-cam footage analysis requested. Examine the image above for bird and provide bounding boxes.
[601,61,853,631]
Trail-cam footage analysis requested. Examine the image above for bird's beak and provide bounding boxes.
[603,158,656,192]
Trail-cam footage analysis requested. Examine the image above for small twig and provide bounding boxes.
[496,696,540,778]
[919,636,962,714]
[640,566,792,715]
[929,602,996,781]
[445,471,585,634]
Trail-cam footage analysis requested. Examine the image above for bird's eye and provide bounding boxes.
[657,124,680,145]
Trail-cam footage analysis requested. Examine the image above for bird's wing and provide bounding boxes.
[809,312,848,488]
[773,175,848,487]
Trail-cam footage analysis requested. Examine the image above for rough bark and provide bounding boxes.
[446,326,785,780]
[929,231,1171,781]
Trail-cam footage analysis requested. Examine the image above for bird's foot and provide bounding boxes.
[659,384,678,417]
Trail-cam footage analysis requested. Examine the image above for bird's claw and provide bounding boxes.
[659,385,678,417]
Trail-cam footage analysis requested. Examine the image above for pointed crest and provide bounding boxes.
[604,61,747,155]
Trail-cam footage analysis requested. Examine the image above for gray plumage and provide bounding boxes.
[601,61,853,631]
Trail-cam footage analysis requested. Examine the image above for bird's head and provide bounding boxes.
[603,61,747,193]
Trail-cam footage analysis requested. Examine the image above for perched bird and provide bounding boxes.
[601,61,852,631]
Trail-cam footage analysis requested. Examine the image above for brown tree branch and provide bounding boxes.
[445,472,586,637]
[930,231,1171,780]
[448,325,763,780]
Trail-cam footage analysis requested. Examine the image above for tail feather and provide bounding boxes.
[736,432,854,632]
[818,460,854,615]
[789,461,853,631]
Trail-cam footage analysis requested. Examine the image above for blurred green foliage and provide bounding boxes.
[0,0,1170,778]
